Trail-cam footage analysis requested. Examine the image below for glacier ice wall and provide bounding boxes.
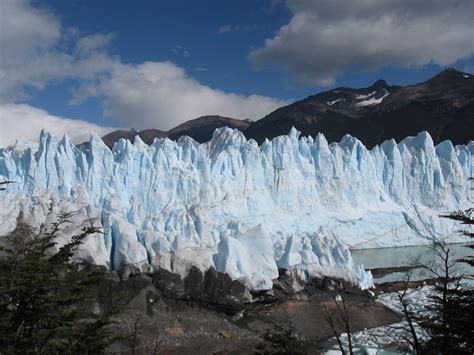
[0,128,472,290]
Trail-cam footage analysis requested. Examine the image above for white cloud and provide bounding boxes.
[0,0,60,67]
[172,45,190,58]
[0,0,286,140]
[0,104,115,148]
[76,33,115,56]
[0,0,115,102]
[250,0,474,86]
[218,25,232,34]
[0,0,117,148]
[72,61,288,130]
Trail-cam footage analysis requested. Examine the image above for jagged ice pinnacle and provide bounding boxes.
[0,128,472,290]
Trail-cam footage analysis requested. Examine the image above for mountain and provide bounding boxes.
[166,115,252,142]
[1,128,471,291]
[92,115,252,149]
[101,128,167,147]
[91,69,473,150]
[245,68,474,147]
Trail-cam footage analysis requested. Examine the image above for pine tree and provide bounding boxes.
[419,178,474,354]
[433,198,474,354]
[0,212,118,354]
[397,178,473,354]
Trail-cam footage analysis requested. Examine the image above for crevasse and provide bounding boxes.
[0,128,472,290]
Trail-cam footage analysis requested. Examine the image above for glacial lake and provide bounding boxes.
[319,244,473,353]
[351,243,473,283]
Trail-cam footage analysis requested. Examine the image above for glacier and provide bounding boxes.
[0,128,472,291]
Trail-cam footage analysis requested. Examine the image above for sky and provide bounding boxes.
[1,0,473,147]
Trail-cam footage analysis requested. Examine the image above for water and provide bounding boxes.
[351,243,473,283]
[320,244,473,353]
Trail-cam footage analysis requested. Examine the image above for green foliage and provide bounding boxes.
[441,207,474,266]
[257,322,308,355]
[414,245,472,354]
[0,212,118,354]
[400,182,473,354]
[421,204,474,354]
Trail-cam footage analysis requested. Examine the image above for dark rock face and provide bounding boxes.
[165,115,252,143]
[152,266,250,312]
[95,269,400,354]
[150,266,364,311]
[88,115,252,149]
[245,68,474,147]
[134,128,167,145]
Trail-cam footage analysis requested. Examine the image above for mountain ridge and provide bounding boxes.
[83,115,252,149]
[82,68,473,149]
[245,68,474,147]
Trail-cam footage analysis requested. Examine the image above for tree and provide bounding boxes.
[440,205,473,267]
[397,243,473,354]
[397,178,474,354]
[323,294,353,355]
[417,242,466,353]
[0,212,118,354]
[396,273,421,354]
[431,196,474,354]
[258,321,308,355]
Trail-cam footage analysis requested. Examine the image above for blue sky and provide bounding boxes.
[1,0,473,146]
[25,0,294,125]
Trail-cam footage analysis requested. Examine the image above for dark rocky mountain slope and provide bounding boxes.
[89,69,473,149]
[165,115,252,142]
[245,68,474,147]
[88,115,252,149]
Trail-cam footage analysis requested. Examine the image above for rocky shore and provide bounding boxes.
[93,267,401,354]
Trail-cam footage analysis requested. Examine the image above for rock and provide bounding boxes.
[220,331,233,339]
[231,310,244,321]
[118,264,142,281]
[272,269,307,300]
[152,266,252,311]
[163,326,185,336]
[153,268,187,298]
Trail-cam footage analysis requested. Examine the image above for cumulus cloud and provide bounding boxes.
[0,0,59,66]
[0,0,115,102]
[76,33,115,56]
[0,0,117,147]
[0,0,285,137]
[0,104,114,147]
[250,0,474,86]
[71,61,288,130]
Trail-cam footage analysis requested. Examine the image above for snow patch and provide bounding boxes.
[327,99,342,106]
[356,91,390,107]
[355,91,376,100]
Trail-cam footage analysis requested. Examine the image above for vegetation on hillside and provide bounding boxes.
[0,212,118,354]
[399,180,473,354]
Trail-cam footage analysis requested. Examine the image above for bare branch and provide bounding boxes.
[324,303,346,355]
[397,273,421,353]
